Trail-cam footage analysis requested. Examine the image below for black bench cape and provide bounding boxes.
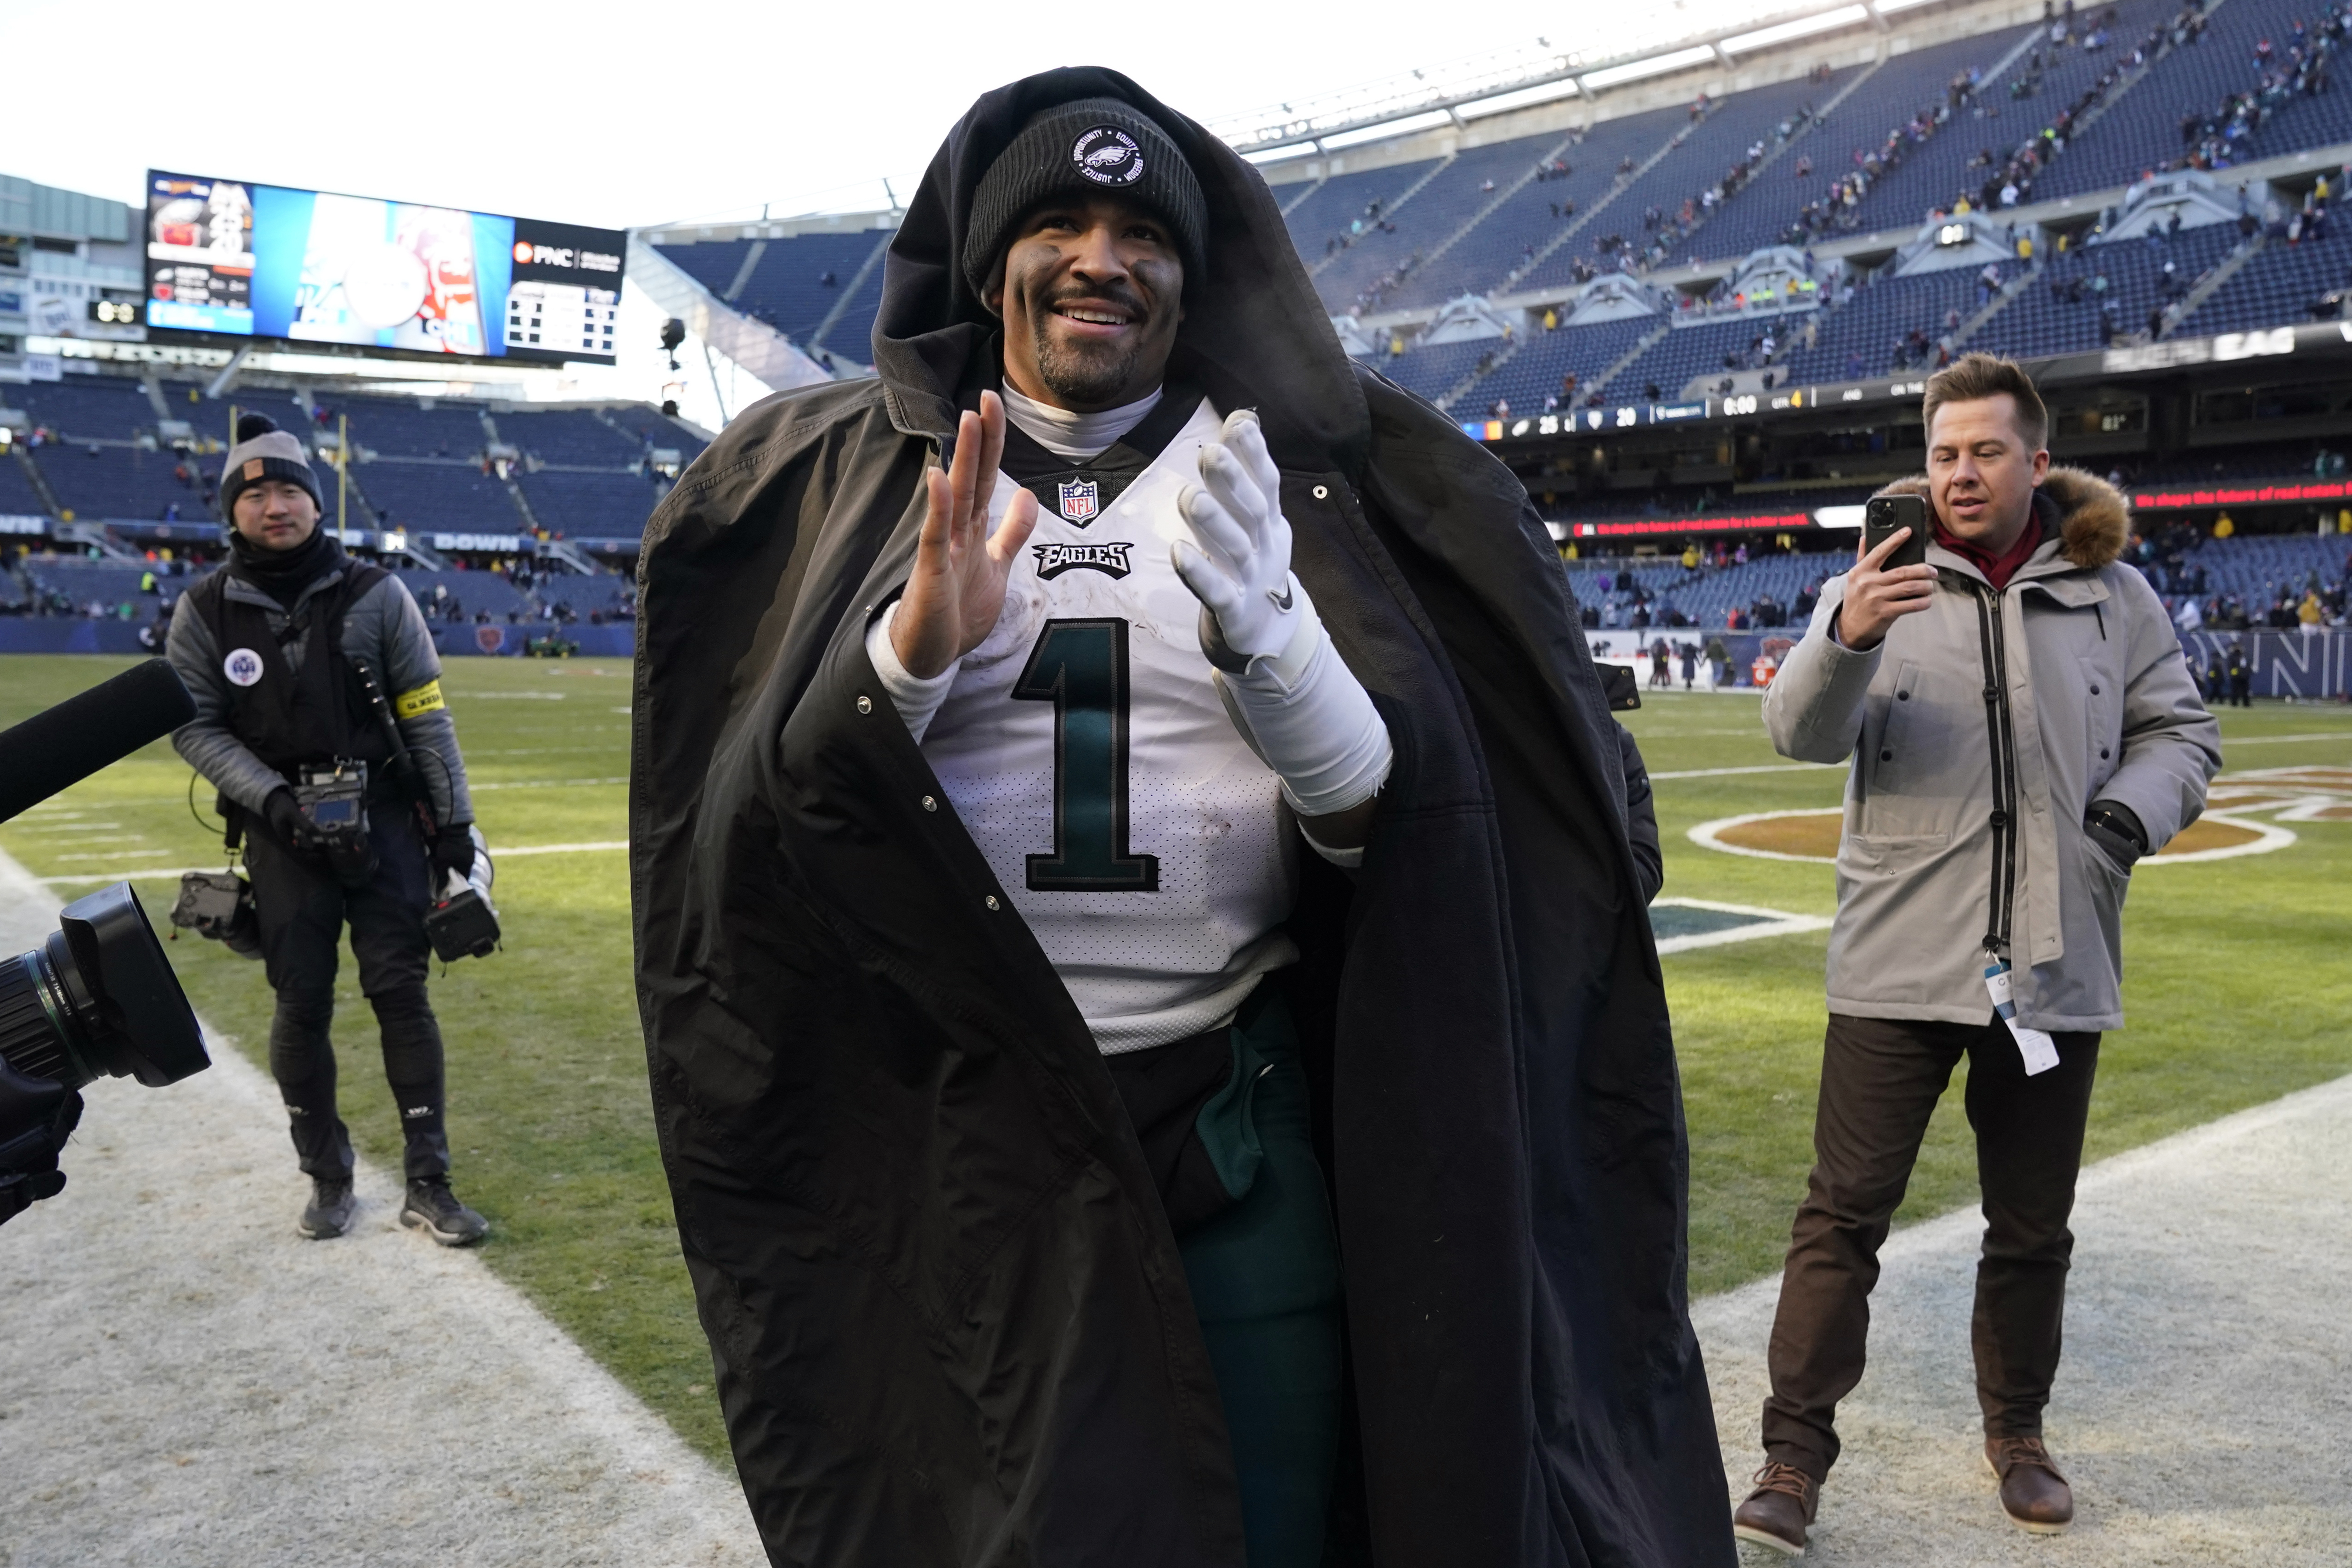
[630,66,1733,1568]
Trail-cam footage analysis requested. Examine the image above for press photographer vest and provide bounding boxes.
[189,561,394,785]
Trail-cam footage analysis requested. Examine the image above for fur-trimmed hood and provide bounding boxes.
[1871,464,2131,569]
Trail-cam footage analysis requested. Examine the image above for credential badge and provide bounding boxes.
[223,647,265,687]
[1057,478,1099,523]
[1072,127,1144,186]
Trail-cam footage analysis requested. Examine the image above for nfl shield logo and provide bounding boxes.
[1057,478,1099,524]
[475,626,507,654]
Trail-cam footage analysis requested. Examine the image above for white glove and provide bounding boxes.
[1172,410,1308,667]
[1172,410,1392,826]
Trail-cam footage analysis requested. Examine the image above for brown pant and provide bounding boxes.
[1761,1013,2101,1481]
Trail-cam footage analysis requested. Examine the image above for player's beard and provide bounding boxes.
[1030,319,1152,408]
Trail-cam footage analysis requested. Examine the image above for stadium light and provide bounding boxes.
[1814,506,1866,529]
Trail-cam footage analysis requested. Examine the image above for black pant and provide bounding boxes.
[1761,1013,2100,1481]
[244,798,450,1182]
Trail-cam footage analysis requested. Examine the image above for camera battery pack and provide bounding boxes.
[169,870,261,959]
[426,887,501,962]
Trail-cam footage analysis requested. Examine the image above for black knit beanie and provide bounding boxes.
[963,97,1208,303]
[218,413,323,516]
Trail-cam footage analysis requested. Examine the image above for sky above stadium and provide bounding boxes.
[13,0,1775,231]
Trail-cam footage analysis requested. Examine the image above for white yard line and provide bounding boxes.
[1699,1073,2352,1562]
[0,849,760,1568]
[1647,762,1844,781]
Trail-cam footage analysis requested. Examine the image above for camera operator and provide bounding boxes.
[1732,355,2219,1549]
[168,415,488,1246]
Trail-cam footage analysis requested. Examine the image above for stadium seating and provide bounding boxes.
[1994,220,2244,354]
[1770,265,1990,383]
[606,404,709,461]
[1395,103,1689,308]
[355,461,524,532]
[327,396,490,459]
[2,455,53,517]
[496,409,645,466]
[1316,130,1576,313]
[12,376,156,440]
[1608,318,1795,401]
[1600,70,1862,277]
[2172,530,2347,598]
[1451,316,1661,416]
[37,444,208,523]
[1376,337,1506,402]
[516,469,665,536]
[1561,546,1846,630]
[2178,222,2351,333]
[1281,159,1444,260]
[17,557,172,613]
[2129,437,2344,478]
[2037,0,2352,199]
[657,230,892,356]
[1931,0,2178,208]
[656,238,757,298]
[1808,24,2044,235]
[388,567,533,620]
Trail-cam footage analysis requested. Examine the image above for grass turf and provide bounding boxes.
[0,654,2346,1466]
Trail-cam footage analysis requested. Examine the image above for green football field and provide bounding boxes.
[2,654,2346,1466]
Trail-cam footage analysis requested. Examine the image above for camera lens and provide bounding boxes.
[0,883,208,1092]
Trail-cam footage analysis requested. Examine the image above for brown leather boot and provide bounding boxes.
[1732,1460,1819,1556]
[1985,1436,2073,1534]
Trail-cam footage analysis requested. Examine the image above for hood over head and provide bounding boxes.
[872,67,1367,477]
[1873,464,2131,569]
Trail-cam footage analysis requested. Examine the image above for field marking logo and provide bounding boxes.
[1073,127,1143,185]
[1032,542,1133,581]
[223,647,264,687]
[1057,478,1100,523]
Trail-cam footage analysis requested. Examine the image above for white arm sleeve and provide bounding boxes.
[1211,582,1393,854]
[864,602,958,744]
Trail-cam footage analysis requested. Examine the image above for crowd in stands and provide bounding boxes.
[2168,0,2345,174]
[1787,62,1995,243]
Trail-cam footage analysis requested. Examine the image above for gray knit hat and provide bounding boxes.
[963,97,1207,303]
[219,414,322,515]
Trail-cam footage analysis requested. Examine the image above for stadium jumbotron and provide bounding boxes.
[2,0,2349,1562]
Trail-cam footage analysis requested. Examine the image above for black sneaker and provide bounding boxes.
[399,1178,488,1246]
[299,1176,356,1240]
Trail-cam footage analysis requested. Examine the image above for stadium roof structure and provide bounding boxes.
[1208,0,1941,157]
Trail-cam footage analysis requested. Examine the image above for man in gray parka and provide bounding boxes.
[1732,355,2219,1551]
[169,414,490,1246]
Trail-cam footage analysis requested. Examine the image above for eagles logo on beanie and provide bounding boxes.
[964,97,1208,303]
[218,413,323,516]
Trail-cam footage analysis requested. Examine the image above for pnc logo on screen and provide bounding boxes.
[512,239,621,273]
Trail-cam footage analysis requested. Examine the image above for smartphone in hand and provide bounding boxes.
[1864,493,1930,571]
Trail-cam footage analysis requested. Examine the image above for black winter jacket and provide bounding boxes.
[631,67,1731,1568]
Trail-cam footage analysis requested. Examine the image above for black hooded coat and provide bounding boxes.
[631,67,1733,1568]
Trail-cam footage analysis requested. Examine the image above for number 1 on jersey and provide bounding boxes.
[1013,618,1159,893]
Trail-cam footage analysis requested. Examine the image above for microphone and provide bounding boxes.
[0,658,197,825]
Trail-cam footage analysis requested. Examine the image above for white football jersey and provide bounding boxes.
[917,396,1298,1054]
